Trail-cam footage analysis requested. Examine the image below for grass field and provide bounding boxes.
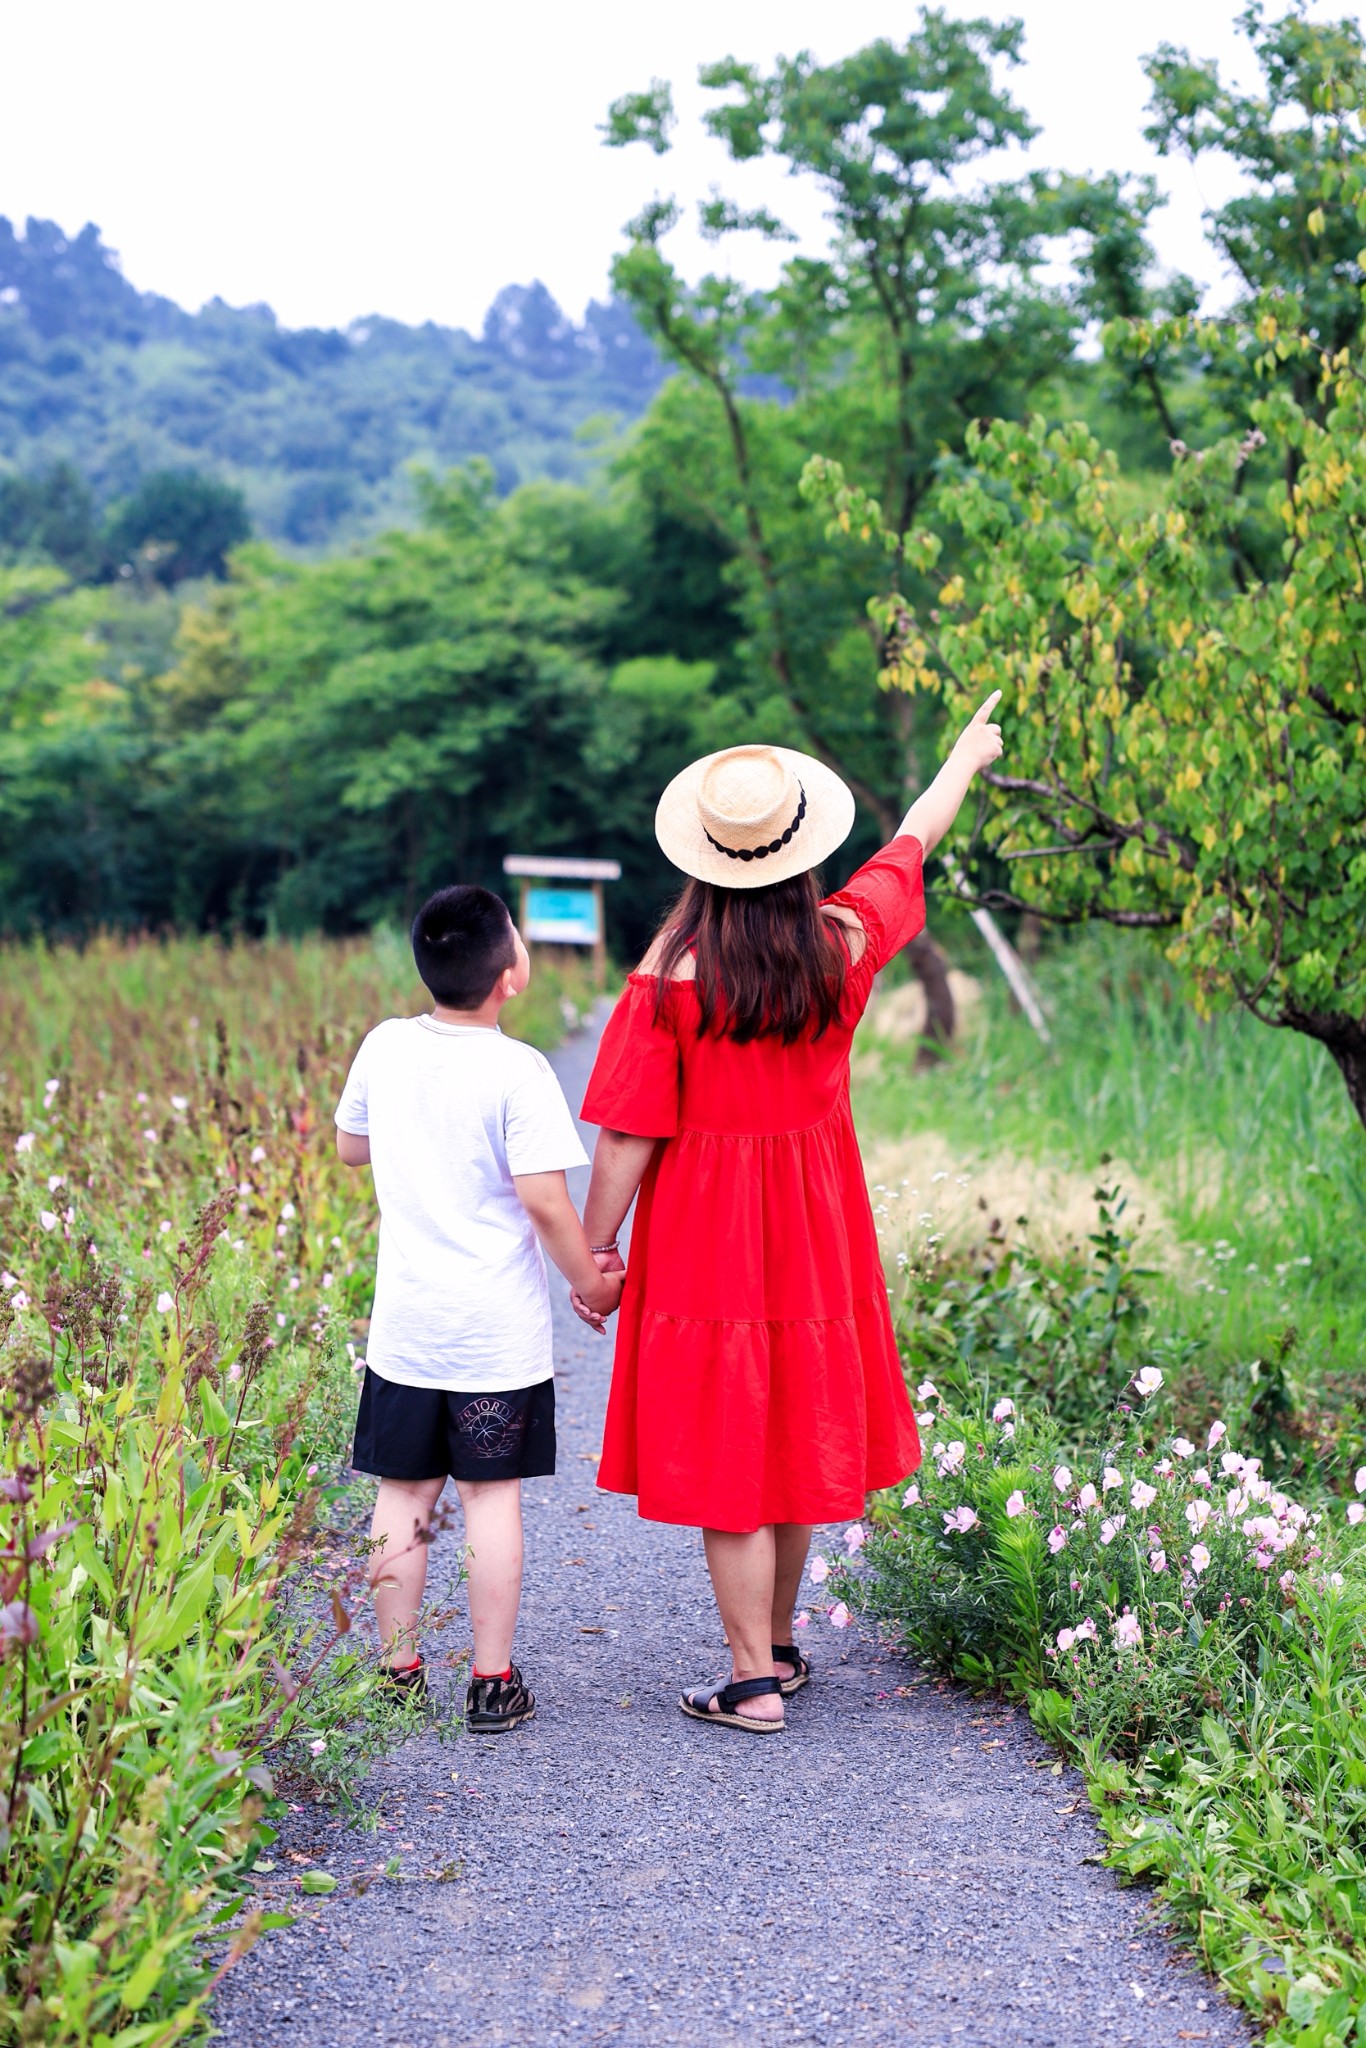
[855,923,1366,1480]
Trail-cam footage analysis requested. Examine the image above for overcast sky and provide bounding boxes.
[1,0,1288,335]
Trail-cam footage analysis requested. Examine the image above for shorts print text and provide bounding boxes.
[454,1396,527,1460]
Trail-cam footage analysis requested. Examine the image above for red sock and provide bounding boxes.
[474,1666,512,1682]
[385,1654,421,1673]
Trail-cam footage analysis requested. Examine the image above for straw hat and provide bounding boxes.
[655,744,855,889]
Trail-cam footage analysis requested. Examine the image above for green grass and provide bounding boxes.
[856,924,1366,1469]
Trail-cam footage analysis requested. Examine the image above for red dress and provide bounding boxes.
[580,837,926,1532]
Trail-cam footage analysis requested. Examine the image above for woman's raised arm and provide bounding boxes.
[897,691,1003,856]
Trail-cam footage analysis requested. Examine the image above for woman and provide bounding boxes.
[574,692,1004,1731]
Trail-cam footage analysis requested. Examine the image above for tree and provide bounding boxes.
[803,312,1366,1124]
[1112,4,1366,453]
[0,463,107,581]
[603,14,1166,1036]
[106,470,251,584]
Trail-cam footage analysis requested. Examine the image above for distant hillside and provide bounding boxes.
[0,217,666,548]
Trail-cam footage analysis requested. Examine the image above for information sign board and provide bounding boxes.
[522,885,601,946]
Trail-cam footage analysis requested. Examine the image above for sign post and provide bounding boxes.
[502,856,621,985]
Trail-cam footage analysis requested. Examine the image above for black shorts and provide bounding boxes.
[351,1368,556,1483]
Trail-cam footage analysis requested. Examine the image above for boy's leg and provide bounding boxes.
[368,1476,447,1668]
[454,1477,525,1676]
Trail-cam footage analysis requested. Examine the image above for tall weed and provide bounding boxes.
[0,931,569,2043]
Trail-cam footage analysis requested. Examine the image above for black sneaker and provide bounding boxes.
[465,1664,536,1733]
[378,1655,428,1702]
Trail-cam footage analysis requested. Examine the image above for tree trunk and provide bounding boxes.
[904,930,955,1068]
[1323,1028,1366,1131]
[1284,1006,1366,1131]
[1016,912,1042,965]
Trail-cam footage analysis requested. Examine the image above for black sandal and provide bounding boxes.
[680,1675,785,1733]
[772,1643,812,1697]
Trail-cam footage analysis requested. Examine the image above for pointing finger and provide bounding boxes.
[972,689,1003,724]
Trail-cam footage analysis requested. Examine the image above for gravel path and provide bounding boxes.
[213,1013,1251,2048]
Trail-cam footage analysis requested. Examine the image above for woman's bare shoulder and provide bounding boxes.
[822,904,868,965]
[637,931,696,982]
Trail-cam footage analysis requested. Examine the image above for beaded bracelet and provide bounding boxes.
[591,1241,620,1255]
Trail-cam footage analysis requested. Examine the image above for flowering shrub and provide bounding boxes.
[840,1380,1338,1753]
[841,1375,1366,2045]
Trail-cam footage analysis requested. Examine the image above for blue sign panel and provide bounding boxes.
[523,886,600,945]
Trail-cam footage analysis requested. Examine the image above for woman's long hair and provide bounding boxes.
[653,870,849,1044]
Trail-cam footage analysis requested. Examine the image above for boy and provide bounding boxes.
[335,884,623,1732]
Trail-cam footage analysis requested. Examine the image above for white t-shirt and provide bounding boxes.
[334,1016,589,1392]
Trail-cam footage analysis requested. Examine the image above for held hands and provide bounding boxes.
[571,1246,626,1335]
[949,690,1005,777]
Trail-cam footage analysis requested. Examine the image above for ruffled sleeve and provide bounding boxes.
[824,835,926,974]
[580,976,681,1137]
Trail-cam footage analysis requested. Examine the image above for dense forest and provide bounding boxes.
[1,1,1364,1040]
[0,221,664,546]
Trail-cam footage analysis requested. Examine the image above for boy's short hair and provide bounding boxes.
[411,885,517,1008]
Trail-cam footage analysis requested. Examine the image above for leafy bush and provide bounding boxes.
[890,1179,1197,1435]
[0,1242,367,2043]
[830,1385,1366,2046]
